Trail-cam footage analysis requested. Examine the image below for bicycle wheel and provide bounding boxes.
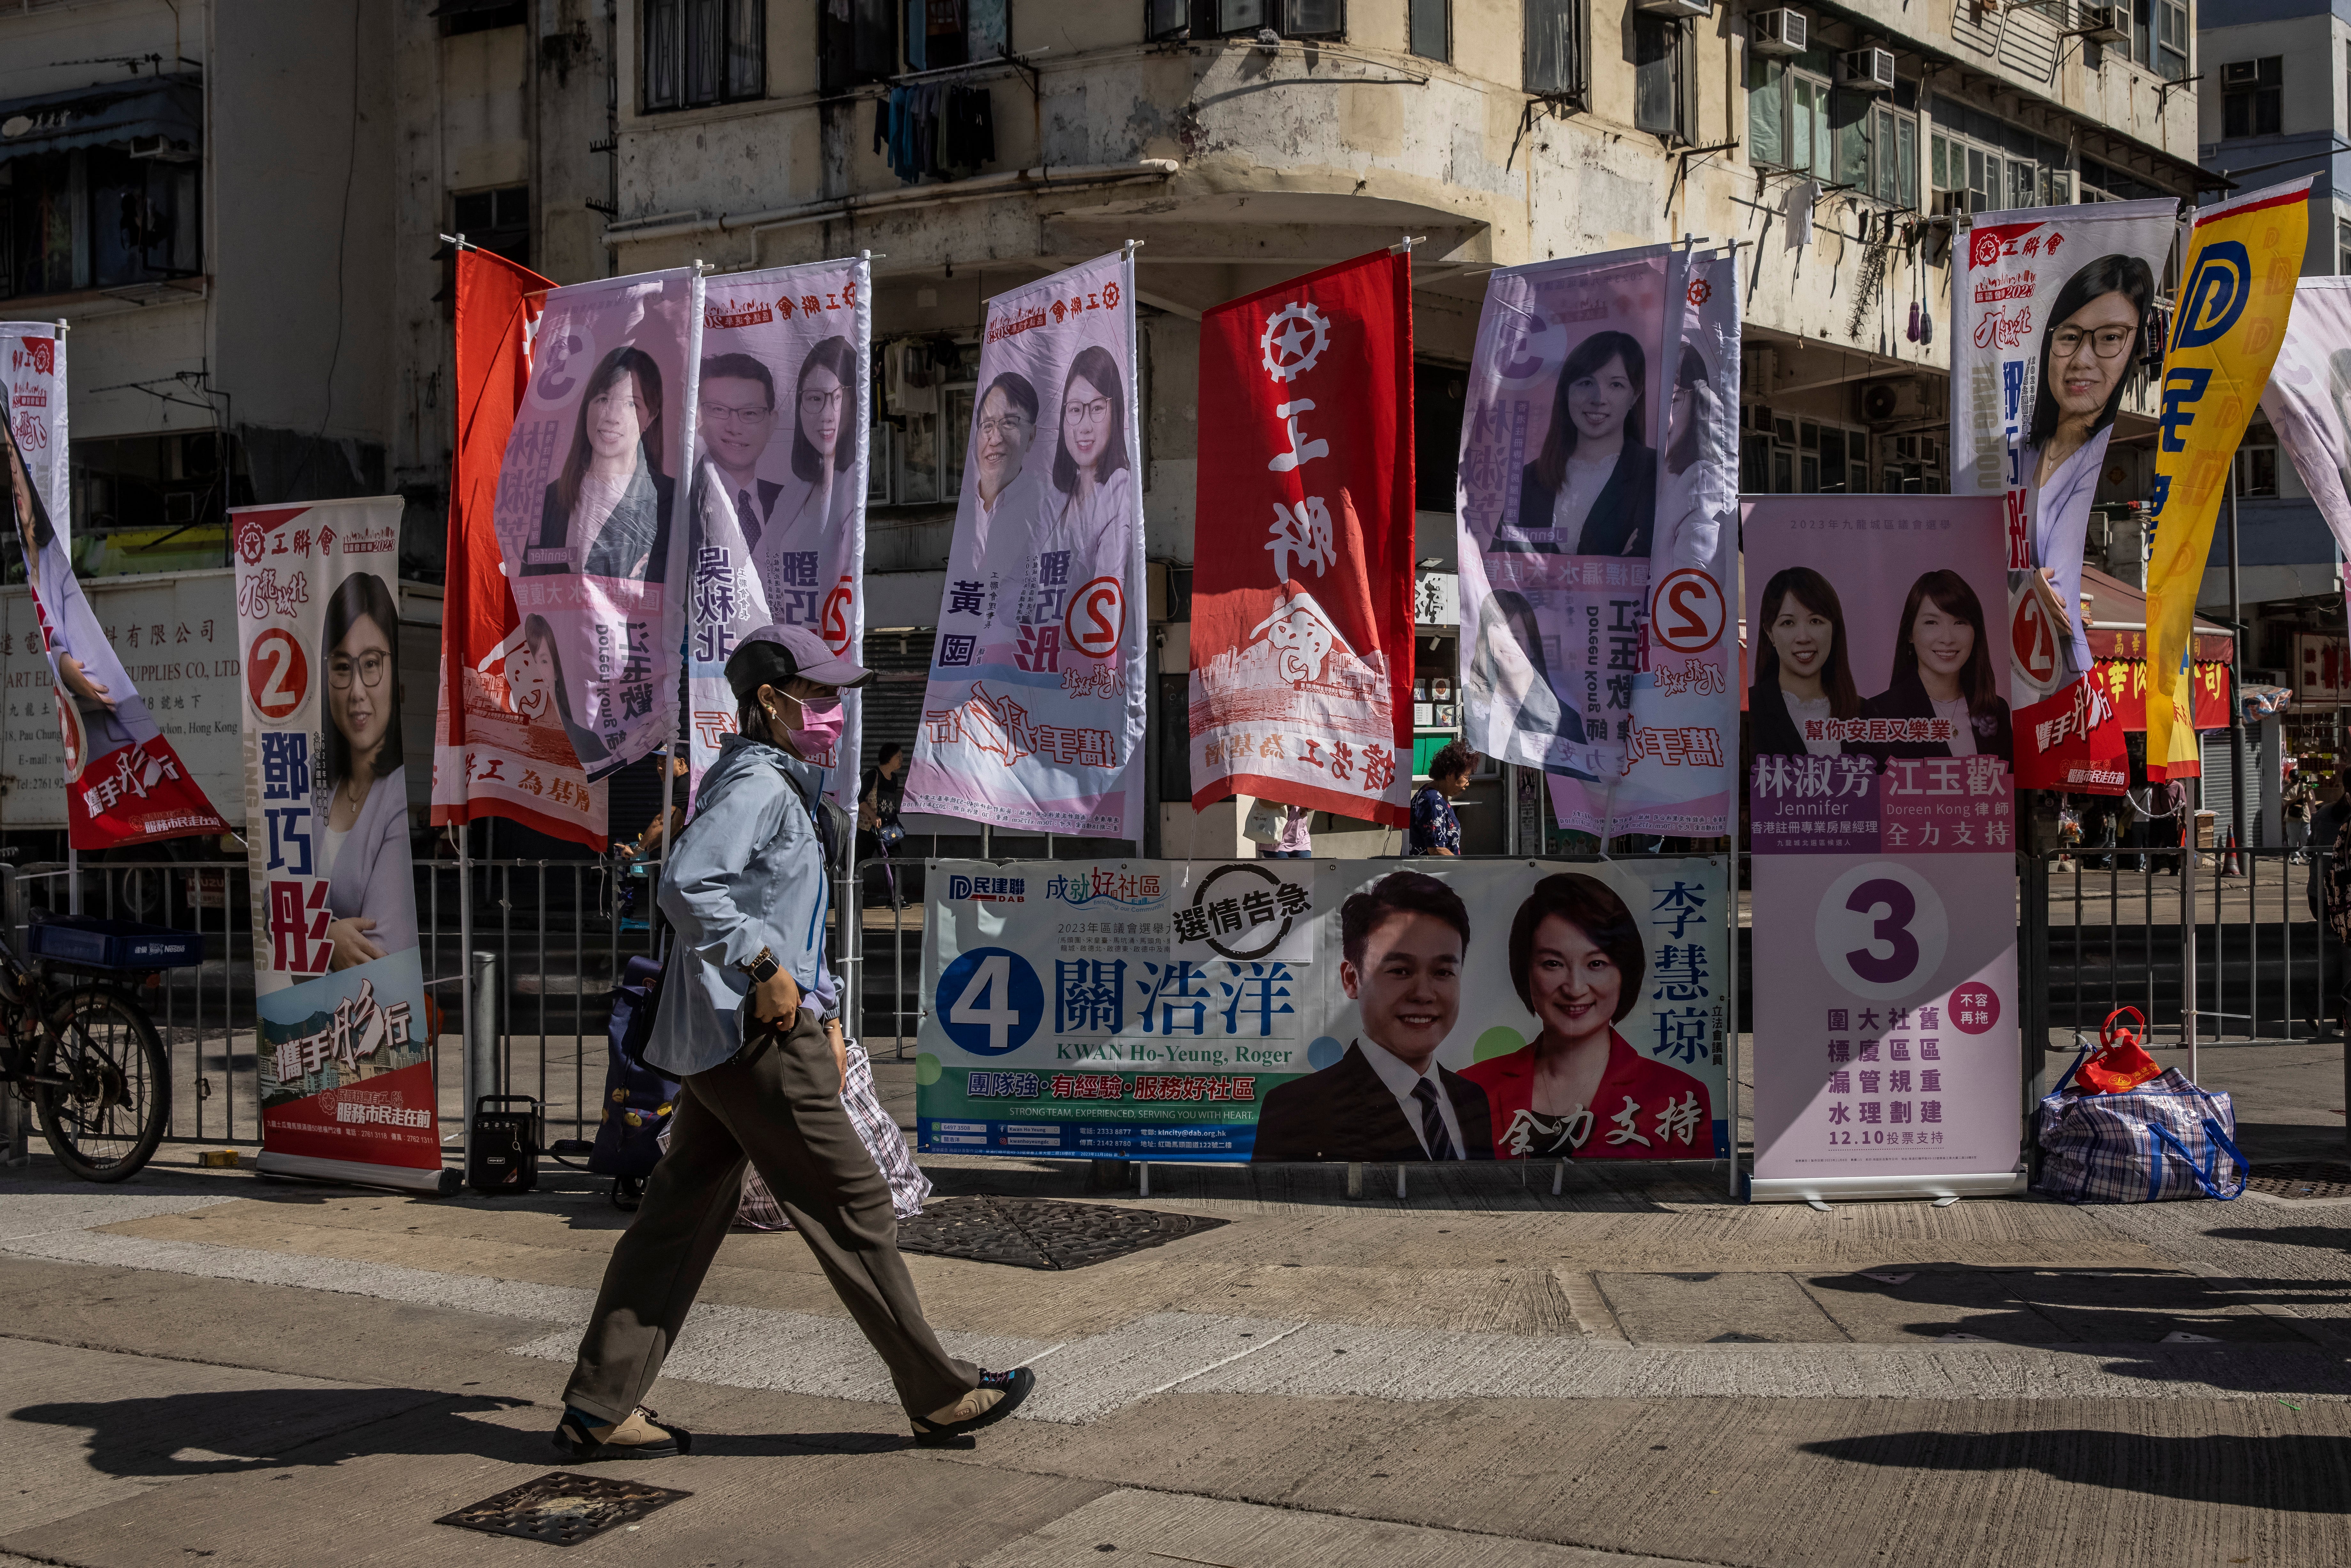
[35,987,169,1182]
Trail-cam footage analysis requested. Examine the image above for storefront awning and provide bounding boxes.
[0,74,201,161]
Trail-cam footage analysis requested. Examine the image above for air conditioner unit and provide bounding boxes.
[1838,46,1897,93]
[2221,59,2262,89]
[1859,379,1928,425]
[1931,188,1970,219]
[1635,0,1713,15]
[2080,4,2129,46]
[1751,8,1806,57]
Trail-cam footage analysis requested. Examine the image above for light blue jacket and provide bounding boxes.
[643,734,838,1079]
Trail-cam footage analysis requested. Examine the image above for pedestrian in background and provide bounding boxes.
[1261,803,1313,859]
[858,741,908,909]
[2309,765,2349,1041]
[554,626,1033,1461]
[1409,742,1476,857]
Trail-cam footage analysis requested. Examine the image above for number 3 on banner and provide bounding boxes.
[1813,862,1949,1001]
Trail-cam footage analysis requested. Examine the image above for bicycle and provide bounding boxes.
[0,923,169,1183]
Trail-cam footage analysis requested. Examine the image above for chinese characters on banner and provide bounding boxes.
[430,248,612,847]
[1187,250,1414,824]
[1455,245,1733,836]
[686,257,869,810]
[916,856,1728,1164]
[905,250,1147,837]
[2146,178,2311,780]
[2261,278,2351,613]
[1612,248,1739,835]
[1947,201,2172,793]
[1743,495,2024,1201]
[235,498,443,1192]
[489,267,702,786]
[2,322,228,847]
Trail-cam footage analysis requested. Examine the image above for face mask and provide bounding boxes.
[783,697,845,755]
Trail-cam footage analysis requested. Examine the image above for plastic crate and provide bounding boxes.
[28,915,204,971]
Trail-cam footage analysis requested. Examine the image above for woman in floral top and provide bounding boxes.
[1408,741,1476,856]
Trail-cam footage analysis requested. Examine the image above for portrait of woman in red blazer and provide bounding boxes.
[1460,872,1714,1160]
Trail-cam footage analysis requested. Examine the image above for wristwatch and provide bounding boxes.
[736,946,780,986]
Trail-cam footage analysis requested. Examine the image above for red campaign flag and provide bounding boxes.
[1186,250,1415,826]
[430,247,608,847]
[2013,674,2129,795]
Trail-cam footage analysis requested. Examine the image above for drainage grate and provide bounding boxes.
[436,1472,692,1548]
[2245,1163,2351,1201]
[896,1196,1227,1269]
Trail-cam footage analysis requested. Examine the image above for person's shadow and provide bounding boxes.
[1802,1430,2351,1510]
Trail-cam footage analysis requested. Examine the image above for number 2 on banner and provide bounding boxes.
[1813,862,1949,1000]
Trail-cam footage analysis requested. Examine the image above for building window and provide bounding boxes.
[1524,0,1585,102]
[1930,99,2071,215]
[435,0,527,36]
[2221,57,2283,139]
[1739,408,1877,496]
[1409,0,1449,63]
[2129,0,2189,82]
[820,0,897,92]
[1415,359,1467,512]
[1192,1,1344,37]
[2233,420,2278,499]
[1746,56,1828,177]
[451,186,529,269]
[2,148,201,300]
[643,0,764,112]
[902,0,1011,72]
[1633,13,1691,142]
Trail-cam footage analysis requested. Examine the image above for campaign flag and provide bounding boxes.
[2147,178,2311,780]
[1744,494,2022,1202]
[1606,247,1739,836]
[1454,244,1692,832]
[237,497,444,1194]
[429,248,612,846]
[916,855,1728,1163]
[1948,201,2170,793]
[2260,277,2351,573]
[488,267,702,786]
[686,257,870,810]
[904,250,1147,838]
[1187,250,1413,826]
[2,322,228,848]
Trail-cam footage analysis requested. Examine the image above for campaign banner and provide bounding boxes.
[1948,202,2170,794]
[1186,250,1414,826]
[3,323,229,847]
[1605,247,1739,836]
[1456,244,1733,836]
[1743,495,2023,1202]
[915,855,1729,1164]
[2147,179,2310,780]
[236,497,443,1192]
[489,267,702,786]
[430,248,612,847]
[685,257,869,810]
[905,251,1148,837]
[2261,277,2351,575]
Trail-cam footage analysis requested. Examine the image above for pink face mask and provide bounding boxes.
[784,697,845,756]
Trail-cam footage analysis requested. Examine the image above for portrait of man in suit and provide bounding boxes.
[697,350,783,546]
[1250,870,1494,1163]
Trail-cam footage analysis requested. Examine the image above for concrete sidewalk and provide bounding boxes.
[3,1040,2348,1567]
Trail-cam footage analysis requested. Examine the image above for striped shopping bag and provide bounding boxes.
[2033,1050,2247,1204]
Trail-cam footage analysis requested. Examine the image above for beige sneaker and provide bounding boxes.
[912,1366,1035,1447]
[553,1404,690,1461]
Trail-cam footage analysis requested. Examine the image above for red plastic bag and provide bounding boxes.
[2078,1006,2163,1095]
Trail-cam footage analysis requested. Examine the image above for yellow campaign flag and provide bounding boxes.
[2144,177,2310,780]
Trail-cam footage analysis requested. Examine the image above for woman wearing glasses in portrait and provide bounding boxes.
[754,336,859,612]
[2025,254,2155,673]
[1037,345,1135,590]
[322,573,419,971]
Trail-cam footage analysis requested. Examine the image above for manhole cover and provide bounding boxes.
[436,1472,691,1547]
[2245,1162,2351,1201]
[896,1196,1226,1269]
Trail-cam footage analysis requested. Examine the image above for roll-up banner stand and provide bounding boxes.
[913,855,1730,1167]
[1743,494,2025,1203]
[236,498,453,1194]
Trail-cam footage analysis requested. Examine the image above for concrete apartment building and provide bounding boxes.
[4,0,2210,850]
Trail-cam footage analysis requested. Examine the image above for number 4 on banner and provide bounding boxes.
[950,954,1021,1052]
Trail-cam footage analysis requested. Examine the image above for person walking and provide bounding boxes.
[858,741,909,909]
[554,625,1034,1460]
[1408,742,1477,857]
[2308,765,2350,1041]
